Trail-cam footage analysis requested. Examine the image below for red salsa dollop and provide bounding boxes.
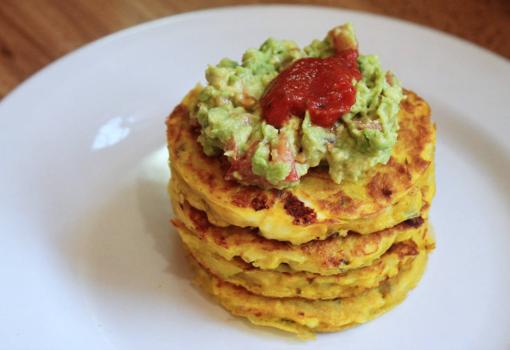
[260,49,361,128]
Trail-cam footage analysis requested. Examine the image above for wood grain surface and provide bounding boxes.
[0,0,508,98]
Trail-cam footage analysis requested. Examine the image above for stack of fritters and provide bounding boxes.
[167,90,436,338]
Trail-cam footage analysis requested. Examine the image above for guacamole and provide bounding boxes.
[191,24,403,189]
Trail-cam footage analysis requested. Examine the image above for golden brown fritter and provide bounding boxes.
[167,90,436,244]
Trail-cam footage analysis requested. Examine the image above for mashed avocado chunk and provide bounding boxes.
[191,24,403,189]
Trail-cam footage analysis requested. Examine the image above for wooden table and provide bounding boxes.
[1,0,508,98]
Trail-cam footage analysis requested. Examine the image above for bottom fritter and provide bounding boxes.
[189,249,428,339]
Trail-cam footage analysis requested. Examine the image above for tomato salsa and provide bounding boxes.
[261,49,361,128]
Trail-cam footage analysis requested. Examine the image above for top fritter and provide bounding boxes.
[189,24,403,189]
[168,90,434,244]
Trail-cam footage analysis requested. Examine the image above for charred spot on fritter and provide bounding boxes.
[413,156,431,172]
[233,187,278,210]
[403,216,424,228]
[250,192,276,211]
[338,194,354,207]
[401,97,415,114]
[324,256,349,268]
[187,205,211,232]
[388,240,419,257]
[382,187,393,197]
[368,172,395,201]
[234,257,254,270]
[306,276,316,284]
[282,192,317,225]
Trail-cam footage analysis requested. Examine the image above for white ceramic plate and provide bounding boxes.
[1,5,509,350]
